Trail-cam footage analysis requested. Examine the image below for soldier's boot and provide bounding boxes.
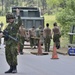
[5,65,13,73]
[56,42,60,49]
[20,49,24,55]
[12,66,17,73]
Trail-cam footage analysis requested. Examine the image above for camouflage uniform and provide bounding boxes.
[4,13,22,72]
[43,23,52,52]
[52,22,61,49]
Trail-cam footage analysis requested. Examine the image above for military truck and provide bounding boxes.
[12,6,44,44]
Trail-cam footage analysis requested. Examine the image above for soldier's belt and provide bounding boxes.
[31,37,40,40]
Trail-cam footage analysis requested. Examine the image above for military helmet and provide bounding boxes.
[6,12,15,19]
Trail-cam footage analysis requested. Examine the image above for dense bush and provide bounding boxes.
[56,0,75,36]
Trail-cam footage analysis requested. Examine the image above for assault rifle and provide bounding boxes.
[0,30,23,45]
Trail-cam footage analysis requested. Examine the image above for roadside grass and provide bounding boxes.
[60,36,69,48]
[44,15,56,28]
[0,16,6,24]
[0,16,7,30]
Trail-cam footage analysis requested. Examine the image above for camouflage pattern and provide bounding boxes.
[52,26,61,49]
[44,36,51,52]
[30,37,35,48]
[4,15,22,66]
[6,13,15,23]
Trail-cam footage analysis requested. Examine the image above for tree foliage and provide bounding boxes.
[56,0,75,36]
[0,0,68,15]
[46,0,60,7]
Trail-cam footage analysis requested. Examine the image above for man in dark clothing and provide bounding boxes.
[52,22,61,49]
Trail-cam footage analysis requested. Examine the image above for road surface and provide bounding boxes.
[0,45,75,75]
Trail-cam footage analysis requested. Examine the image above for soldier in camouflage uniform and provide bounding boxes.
[43,23,52,52]
[0,9,22,73]
[52,22,61,49]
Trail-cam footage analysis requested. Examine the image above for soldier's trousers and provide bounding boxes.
[5,44,18,66]
[44,36,51,52]
[19,37,25,52]
[53,34,61,49]
[30,37,36,48]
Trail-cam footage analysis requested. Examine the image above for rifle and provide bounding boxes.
[0,30,23,45]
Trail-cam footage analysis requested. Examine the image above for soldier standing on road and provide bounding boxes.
[18,24,26,54]
[52,22,61,49]
[0,9,22,73]
[43,23,52,52]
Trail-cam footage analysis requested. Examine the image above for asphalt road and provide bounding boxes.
[0,45,75,75]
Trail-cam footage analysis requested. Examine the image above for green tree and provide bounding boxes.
[56,0,75,36]
[46,0,62,14]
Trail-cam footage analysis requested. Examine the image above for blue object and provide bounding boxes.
[68,47,75,56]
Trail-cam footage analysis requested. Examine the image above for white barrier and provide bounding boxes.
[0,38,5,48]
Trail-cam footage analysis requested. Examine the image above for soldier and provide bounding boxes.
[36,26,43,45]
[43,23,52,52]
[29,26,36,49]
[52,22,61,49]
[36,26,42,37]
[18,24,26,54]
[0,9,22,73]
